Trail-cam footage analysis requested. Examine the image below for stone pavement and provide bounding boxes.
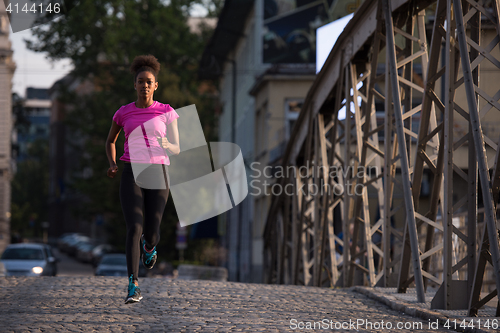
[352,286,500,333]
[355,287,499,333]
[0,277,468,332]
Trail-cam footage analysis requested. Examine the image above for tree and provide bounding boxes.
[25,0,220,258]
[27,0,206,82]
[11,93,50,239]
[11,139,50,239]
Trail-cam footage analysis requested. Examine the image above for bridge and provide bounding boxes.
[263,0,500,316]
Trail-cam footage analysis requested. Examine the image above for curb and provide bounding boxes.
[352,286,491,333]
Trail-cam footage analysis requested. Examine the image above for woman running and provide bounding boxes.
[105,54,180,303]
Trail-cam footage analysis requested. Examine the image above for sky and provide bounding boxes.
[9,4,209,98]
[9,27,73,98]
[316,13,353,74]
[316,13,354,120]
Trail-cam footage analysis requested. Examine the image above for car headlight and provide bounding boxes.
[32,266,43,274]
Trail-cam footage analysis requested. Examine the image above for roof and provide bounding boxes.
[48,73,78,96]
[24,99,52,109]
[249,64,316,96]
[198,0,255,80]
[5,243,49,249]
[187,17,217,34]
[26,87,50,100]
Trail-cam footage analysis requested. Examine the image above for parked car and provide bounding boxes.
[57,233,75,249]
[76,242,97,263]
[0,243,58,276]
[43,244,58,276]
[91,244,116,267]
[57,233,83,251]
[95,253,147,277]
[66,237,92,257]
[0,261,5,277]
[95,253,128,276]
[58,233,87,253]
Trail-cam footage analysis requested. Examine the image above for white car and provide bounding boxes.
[1,243,58,276]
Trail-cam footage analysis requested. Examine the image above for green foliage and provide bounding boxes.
[25,0,220,258]
[11,139,50,238]
[27,0,206,81]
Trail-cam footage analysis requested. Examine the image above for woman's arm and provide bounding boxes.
[158,118,180,155]
[105,120,122,178]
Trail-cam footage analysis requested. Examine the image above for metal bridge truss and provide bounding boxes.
[263,0,500,315]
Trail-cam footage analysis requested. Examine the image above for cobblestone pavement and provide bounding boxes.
[355,287,498,333]
[0,277,458,332]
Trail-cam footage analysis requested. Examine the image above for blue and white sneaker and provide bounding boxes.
[141,235,157,270]
[125,274,143,304]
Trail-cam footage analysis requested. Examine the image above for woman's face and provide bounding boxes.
[134,71,158,99]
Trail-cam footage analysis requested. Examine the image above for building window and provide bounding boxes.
[285,98,303,141]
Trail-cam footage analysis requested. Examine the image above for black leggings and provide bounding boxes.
[120,163,169,281]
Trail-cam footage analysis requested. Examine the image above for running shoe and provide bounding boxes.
[125,274,143,304]
[141,235,157,270]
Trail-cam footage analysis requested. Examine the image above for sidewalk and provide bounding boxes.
[354,287,498,333]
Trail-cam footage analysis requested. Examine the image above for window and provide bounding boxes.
[1,248,44,260]
[256,104,269,158]
[285,98,304,140]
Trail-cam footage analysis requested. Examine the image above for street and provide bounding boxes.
[0,275,462,332]
[0,247,493,332]
[52,248,95,277]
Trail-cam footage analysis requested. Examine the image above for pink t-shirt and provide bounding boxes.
[113,101,179,164]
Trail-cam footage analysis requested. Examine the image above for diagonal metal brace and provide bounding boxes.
[453,0,500,308]
[382,0,426,303]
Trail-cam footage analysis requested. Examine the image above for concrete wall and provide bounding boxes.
[217,1,268,283]
[251,75,315,282]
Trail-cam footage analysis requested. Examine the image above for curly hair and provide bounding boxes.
[130,55,160,81]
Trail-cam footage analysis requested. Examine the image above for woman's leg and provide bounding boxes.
[120,163,144,282]
[142,165,170,250]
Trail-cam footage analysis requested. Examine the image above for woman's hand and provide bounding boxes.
[157,136,171,150]
[159,119,180,155]
[105,120,121,177]
[107,164,118,178]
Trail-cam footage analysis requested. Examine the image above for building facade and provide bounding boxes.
[200,0,362,282]
[0,2,15,253]
[12,88,51,166]
[48,74,94,238]
[200,0,267,282]
[249,65,316,282]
